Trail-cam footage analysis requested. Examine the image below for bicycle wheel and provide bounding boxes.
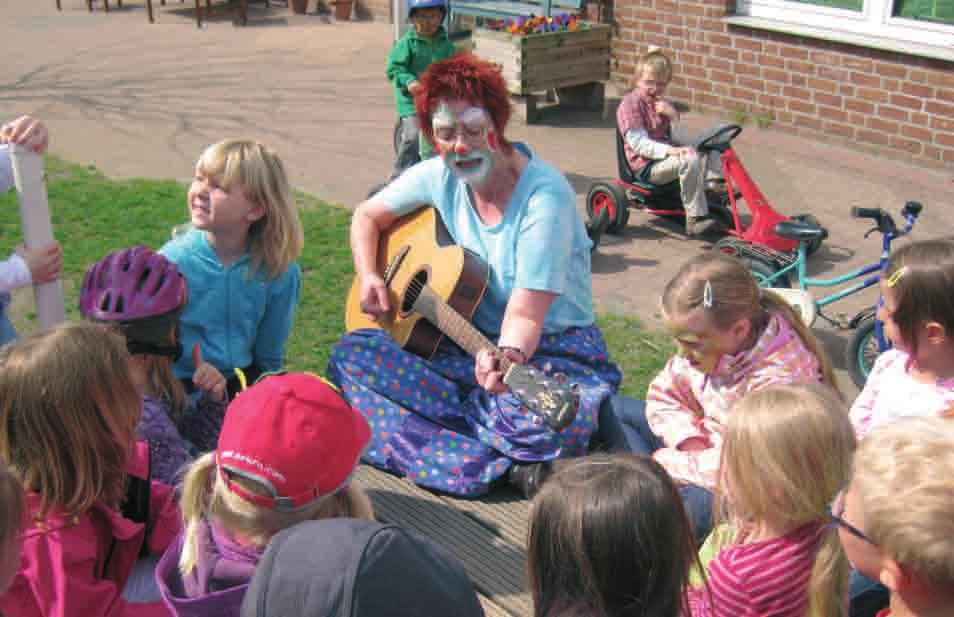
[740,256,790,289]
[846,314,884,389]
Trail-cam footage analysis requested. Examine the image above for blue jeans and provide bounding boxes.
[597,395,714,545]
[0,311,18,347]
[121,555,161,603]
[849,570,889,617]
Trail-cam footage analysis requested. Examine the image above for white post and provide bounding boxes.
[393,0,406,40]
[10,146,65,331]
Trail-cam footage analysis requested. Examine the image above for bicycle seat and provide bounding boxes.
[615,130,680,198]
[774,220,828,242]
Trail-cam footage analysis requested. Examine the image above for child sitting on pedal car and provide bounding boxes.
[616,48,723,237]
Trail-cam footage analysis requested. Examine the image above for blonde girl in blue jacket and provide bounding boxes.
[161,139,304,398]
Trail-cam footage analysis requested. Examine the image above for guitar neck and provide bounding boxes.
[412,285,514,372]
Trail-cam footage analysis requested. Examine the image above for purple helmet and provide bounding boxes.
[80,246,187,327]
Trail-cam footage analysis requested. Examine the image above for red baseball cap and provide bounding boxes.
[215,372,370,512]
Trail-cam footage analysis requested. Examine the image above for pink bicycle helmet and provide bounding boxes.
[80,246,188,350]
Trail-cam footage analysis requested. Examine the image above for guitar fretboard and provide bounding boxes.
[412,285,513,371]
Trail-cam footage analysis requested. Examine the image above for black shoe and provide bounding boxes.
[508,462,552,499]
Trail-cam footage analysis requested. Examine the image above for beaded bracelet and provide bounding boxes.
[498,345,528,364]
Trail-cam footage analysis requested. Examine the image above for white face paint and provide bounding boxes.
[432,104,495,184]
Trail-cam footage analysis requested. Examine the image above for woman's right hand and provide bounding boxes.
[360,273,391,322]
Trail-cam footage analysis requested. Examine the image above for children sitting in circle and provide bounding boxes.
[616,49,722,237]
[688,383,855,617]
[850,238,954,439]
[156,372,374,616]
[0,321,182,616]
[160,139,304,399]
[79,246,228,486]
[836,416,954,617]
[600,252,836,542]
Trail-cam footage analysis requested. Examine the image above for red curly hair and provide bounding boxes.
[415,53,514,154]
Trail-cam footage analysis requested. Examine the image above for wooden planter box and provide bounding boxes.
[471,23,611,122]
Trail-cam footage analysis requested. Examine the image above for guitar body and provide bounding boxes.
[345,208,490,360]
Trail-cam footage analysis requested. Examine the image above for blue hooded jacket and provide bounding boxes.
[160,228,301,380]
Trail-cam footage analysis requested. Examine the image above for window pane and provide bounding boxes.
[894,0,954,24]
[789,0,863,10]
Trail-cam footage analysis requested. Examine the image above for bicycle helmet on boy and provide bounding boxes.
[79,245,188,359]
[407,0,447,19]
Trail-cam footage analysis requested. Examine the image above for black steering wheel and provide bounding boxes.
[693,124,743,153]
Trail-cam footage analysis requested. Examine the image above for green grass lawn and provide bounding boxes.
[0,157,670,397]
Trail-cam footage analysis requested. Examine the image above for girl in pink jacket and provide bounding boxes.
[0,321,182,617]
[599,253,837,542]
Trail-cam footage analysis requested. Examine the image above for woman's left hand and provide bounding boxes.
[475,347,525,394]
[191,343,227,402]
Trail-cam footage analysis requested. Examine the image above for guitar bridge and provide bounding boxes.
[383,245,410,287]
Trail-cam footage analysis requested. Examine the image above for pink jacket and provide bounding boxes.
[849,348,954,439]
[0,442,182,617]
[647,313,823,488]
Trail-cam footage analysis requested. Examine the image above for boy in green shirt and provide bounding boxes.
[386,0,457,181]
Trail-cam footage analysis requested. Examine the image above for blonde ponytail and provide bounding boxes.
[761,291,841,399]
[178,452,375,576]
[806,529,849,617]
[178,453,217,575]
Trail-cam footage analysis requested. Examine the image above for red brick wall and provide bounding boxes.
[610,0,954,167]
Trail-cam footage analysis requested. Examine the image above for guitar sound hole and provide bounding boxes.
[401,270,429,314]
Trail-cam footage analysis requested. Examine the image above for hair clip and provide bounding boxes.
[886,266,907,288]
[703,280,714,308]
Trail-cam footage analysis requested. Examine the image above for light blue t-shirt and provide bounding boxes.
[376,143,594,335]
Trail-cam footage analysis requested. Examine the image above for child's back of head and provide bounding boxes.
[718,383,855,617]
[528,453,697,617]
[846,417,954,614]
[0,321,141,517]
[157,372,374,615]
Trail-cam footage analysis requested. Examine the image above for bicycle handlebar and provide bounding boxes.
[850,201,923,237]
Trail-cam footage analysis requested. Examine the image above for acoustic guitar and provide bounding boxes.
[345,207,579,432]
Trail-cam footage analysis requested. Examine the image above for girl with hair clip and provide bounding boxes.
[528,453,700,617]
[687,383,855,617]
[155,372,374,617]
[599,252,837,543]
[0,321,182,617]
[850,238,954,439]
[160,139,304,399]
[80,246,229,487]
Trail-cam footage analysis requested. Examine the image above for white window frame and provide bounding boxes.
[735,0,954,50]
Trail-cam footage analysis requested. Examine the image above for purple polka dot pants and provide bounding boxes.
[328,325,621,497]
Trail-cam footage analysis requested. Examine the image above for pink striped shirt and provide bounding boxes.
[688,523,825,617]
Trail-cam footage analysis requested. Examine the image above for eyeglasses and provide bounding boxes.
[828,489,878,546]
[432,121,490,145]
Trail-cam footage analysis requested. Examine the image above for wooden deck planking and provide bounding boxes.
[357,466,532,616]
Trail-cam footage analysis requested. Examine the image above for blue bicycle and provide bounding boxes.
[716,201,923,388]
